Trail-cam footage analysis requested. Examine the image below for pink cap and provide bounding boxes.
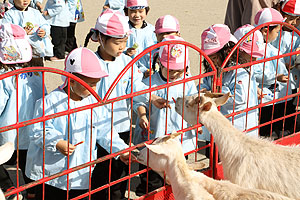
[125,0,148,9]
[0,23,32,64]
[254,8,284,27]
[234,24,264,58]
[159,35,189,70]
[154,15,180,34]
[282,0,300,16]
[64,47,108,79]
[91,9,131,41]
[201,24,237,56]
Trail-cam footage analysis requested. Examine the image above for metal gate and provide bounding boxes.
[1,21,300,200]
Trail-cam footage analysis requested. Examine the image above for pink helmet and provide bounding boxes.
[125,0,148,9]
[254,8,284,27]
[159,35,189,70]
[201,24,237,56]
[154,15,180,34]
[64,47,108,79]
[282,0,300,16]
[234,24,265,58]
[0,23,32,64]
[91,9,131,41]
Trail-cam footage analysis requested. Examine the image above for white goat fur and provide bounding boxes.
[0,142,14,200]
[137,132,294,200]
[175,93,300,199]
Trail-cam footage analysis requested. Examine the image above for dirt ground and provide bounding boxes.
[44,0,229,92]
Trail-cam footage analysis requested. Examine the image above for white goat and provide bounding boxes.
[175,93,300,199]
[137,132,294,200]
[0,142,14,200]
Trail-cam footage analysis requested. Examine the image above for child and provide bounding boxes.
[0,23,45,200]
[154,15,180,43]
[253,8,294,137]
[43,0,70,61]
[103,0,125,14]
[133,35,198,196]
[146,15,181,78]
[84,9,143,199]
[25,47,134,200]
[124,0,157,74]
[200,24,260,141]
[65,0,84,54]
[3,0,53,66]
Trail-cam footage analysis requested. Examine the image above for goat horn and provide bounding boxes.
[171,131,184,138]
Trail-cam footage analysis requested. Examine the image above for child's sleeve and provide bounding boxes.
[37,11,51,37]
[0,80,9,116]
[30,98,64,152]
[222,70,249,109]
[95,109,128,155]
[253,62,277,86]
[198,76,212,91]
[44,0,64,18]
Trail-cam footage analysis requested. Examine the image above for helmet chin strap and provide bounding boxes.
[99,36,105,50]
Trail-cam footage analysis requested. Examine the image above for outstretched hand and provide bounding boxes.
[120,152,137,165]
[151,94,171,109]
[56,140,76,156]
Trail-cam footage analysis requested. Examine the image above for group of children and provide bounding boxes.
[0,0,84,63]
[1,0,300,199]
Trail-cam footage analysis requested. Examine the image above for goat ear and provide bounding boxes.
[170,131,183,138]
[145,143,164,155]
[201,102,212,112]
[214,92,230,106]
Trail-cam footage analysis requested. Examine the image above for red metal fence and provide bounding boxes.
[1,21,300,200]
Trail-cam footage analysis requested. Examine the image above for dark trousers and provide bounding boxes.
[259,100,295,137]
[65,22,78,53]
[0,150,34,195]
[91,131,129,200]
[35,183,87,200]
[50,25,67,59]
[135,164,164,196]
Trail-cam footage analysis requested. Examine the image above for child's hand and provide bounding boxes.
[151,94,171,109]
[143,69,154,79]
[257,87,265,100]
[24,26,33,35]
[103,4,110,10]
[56,140,76,156]
[36,2,43,13]
[139,115,149,130]
[277,74,289,83]
[37,28,46,38]
[126,48,137,57]
[43,10,48,17]
[119,152,137,165]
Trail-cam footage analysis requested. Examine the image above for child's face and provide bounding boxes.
[100,36,128,58]
[70,76,100,100]
[128,8,147,28]
[14,0,31,11]
[283,14,300,30]
[263,25,280,43]
[156,32,180,43]
[159,60,185,82]
[208,53,223,68]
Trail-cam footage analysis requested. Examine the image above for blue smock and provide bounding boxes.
[43,0,70,27]
[96,52,143,133]
[133,72,198,153]
[126,21,157,73]
[199,68,259,140]
[253,43,292,103]
[0,68,46,149]
[25,87,128,190]
[3,7,53,57]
